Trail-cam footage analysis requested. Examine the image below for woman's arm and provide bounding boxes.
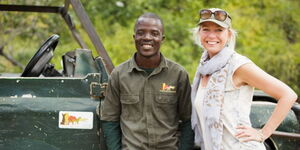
[234,63,298,142]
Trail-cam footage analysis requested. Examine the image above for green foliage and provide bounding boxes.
[1,0,300,98]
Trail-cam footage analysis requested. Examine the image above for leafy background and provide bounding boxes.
[0,0,299,100]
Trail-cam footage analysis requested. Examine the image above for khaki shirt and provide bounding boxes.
[101,53,191,150]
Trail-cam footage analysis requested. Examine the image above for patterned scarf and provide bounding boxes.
[199,47,234,75]
[191,47,235,150]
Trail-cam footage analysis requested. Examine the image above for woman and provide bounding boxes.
[191,8,298,150]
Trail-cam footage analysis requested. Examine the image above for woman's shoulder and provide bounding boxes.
[231,53,251,62]
[229,52,253,73]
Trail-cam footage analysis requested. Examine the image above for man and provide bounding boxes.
[100,12,194,150]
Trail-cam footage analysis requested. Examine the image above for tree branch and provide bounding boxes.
[0,45,24,70]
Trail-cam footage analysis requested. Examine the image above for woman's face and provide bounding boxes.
[199,22,231,58]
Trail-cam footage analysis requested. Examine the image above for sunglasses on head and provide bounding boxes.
[200,9,231,21]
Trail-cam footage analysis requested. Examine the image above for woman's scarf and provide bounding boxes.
[199,46,234,75]
[191,47,235,150]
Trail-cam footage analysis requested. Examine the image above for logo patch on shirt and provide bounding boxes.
[160,83,176,92]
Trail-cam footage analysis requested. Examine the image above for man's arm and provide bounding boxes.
[102,121,122,150]
[100,70,122,150]
[179,120,194,150]
[177,71,194,150]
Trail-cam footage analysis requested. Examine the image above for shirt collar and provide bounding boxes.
[128,53,168,73]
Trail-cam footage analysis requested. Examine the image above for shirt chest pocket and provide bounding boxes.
[120,95,142,121]
[156,92,177,104]
[154,93,178,122]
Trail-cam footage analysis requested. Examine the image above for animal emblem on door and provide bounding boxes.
[60,113,87,125]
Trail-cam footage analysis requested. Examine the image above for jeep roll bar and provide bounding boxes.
[0,0,114,73]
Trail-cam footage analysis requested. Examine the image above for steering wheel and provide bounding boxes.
[21,34,59,77]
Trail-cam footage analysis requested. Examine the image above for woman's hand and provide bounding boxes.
[235,125,265,142]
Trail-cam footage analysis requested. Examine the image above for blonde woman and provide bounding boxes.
[191,8,298,150]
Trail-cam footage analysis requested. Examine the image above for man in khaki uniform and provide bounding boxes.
[101,12,194,150]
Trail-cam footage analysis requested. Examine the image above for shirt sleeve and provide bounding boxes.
[102,121,122,150]
[177,70,192,122]
[177,71,194,149]
[100,70,121,121]
[178,120,195,150]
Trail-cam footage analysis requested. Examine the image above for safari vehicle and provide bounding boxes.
[0,0,299,150]
[250,91,300,150]
[0,0,112,149]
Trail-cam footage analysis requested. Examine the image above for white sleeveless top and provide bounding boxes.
[194,53,266,150]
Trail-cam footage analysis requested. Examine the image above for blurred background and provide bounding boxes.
[0,0,299,99]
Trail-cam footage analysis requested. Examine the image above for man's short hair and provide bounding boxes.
[134,12,164,33]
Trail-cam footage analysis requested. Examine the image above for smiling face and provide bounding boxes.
[199,21,231,58]
[133,17,165,59]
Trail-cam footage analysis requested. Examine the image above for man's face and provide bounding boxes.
[133,17,164,58]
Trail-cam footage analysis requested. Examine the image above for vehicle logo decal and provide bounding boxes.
[58,111,93,129]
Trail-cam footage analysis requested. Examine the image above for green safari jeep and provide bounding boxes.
[0,0,111,149]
